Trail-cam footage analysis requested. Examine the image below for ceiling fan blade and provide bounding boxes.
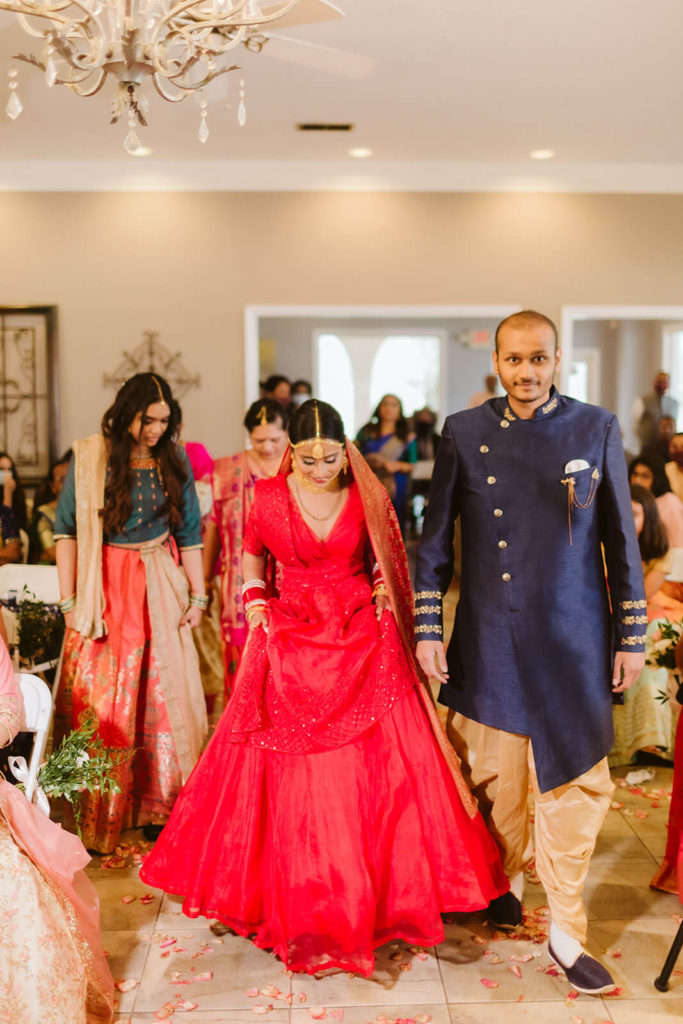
[261,33,373,79]
[259,0,344,31]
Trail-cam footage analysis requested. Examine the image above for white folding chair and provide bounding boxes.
[9,673,53,812]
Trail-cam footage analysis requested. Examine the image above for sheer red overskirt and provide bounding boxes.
[141,477,508,975]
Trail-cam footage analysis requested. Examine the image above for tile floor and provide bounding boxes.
[91,764,683,1024]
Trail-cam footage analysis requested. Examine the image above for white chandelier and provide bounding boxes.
[2,0,300,151]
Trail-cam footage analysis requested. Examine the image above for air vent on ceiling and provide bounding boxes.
[297,123,354,132]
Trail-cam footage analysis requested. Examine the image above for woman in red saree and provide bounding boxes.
[141,399,514,976]
[202,398,289,699]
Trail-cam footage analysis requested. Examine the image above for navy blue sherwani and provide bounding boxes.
[414,388,646,793]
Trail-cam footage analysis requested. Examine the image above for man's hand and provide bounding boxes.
[416,640,449,684]
[612,650,645,692]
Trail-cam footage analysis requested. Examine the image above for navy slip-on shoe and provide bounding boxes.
[548,944,616,995]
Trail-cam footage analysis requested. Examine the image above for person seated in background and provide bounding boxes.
[666,431,683,502]
[261,374,291,409]
[0,452,29,554]
[0,498,21,565]
[28,456,70,564]
[630,484,679,616]
[629,453,683,574]
[290,379,313,407]
[0,636,114,1022]
[356,394,417,536]
[610,484,682,766]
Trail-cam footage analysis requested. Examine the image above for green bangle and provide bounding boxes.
[189,592,208,609]
[59,594,76,614]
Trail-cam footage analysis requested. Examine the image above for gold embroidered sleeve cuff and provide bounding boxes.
[415,623,443,636]
[54,532,76,541]
[178,543,204,552]
[620,633,647,648]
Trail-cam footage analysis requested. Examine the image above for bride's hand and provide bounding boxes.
[248,609,269,633]
[374,594,392,621]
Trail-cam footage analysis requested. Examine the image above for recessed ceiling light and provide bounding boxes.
[349,147,373,159]
[529,149,555,160]
[130,146,153,157]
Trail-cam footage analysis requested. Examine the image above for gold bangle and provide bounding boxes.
[245,605,267,625]
[372,584,388,599]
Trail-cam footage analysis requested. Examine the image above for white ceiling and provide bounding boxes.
[1,0,683,190]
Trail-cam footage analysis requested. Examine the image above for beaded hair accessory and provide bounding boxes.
[151,375,168,407]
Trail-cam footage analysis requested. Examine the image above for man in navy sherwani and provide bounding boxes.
[415,310,645,995]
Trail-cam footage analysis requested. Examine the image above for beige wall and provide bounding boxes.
[3,189,683,455]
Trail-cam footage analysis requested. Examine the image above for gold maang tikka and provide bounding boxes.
[258,404,268,426]
[290,401,347,491]
[151,374,168,407]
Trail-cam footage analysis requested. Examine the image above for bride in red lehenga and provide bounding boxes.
[141,399,514,976]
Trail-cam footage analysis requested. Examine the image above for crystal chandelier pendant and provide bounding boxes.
[44,48,57,88]
[238,78,246,127]
[6,66,22,120]
[198,94,209,143]
[124,128,142,154]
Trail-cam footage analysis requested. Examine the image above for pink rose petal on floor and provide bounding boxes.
[610,801,624,810]
[252,1006,273,1015]
[194,971,213,981]
[160,952,171,959]
[510,953,534,963]
[139,894,155,904]
[153,1003,176,1020]
[566,990,579,1001]
[245,988,259,997]
[160,938,177,949]
[634,810,649,819]
[509,964,522,979]
[414,1017,432,1023]
[329,1011,344,1021]
[114,979,139,992]
[260,985,281,997]
[399,962,412,972]
[120,895,136,904]
[610,949,623,958]
[570,1016,585,1024]
[480,978,499,989]
[177,1001,198,1011]
[605,987,624,997]
[308,1009,327,1020]
[299,992,307,1002]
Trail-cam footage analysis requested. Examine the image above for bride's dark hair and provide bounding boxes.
[100,373,186,535]
[288,399,345,445]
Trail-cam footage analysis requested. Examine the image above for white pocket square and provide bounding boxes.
[564,459,591,473]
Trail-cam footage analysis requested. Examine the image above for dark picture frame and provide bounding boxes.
[0,306,59,484]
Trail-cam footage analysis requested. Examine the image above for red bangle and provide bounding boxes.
[243,586,266,605]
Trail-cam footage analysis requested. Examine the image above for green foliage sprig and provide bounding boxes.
[36,712,131,834]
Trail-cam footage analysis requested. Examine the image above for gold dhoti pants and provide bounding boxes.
[447,711,614,943]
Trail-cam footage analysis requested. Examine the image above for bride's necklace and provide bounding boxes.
[294,479,344,522]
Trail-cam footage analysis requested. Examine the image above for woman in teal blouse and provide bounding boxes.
[54,373,208,853]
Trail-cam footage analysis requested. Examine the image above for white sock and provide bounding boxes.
[509,871,525,901]
[549,922,582,967]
